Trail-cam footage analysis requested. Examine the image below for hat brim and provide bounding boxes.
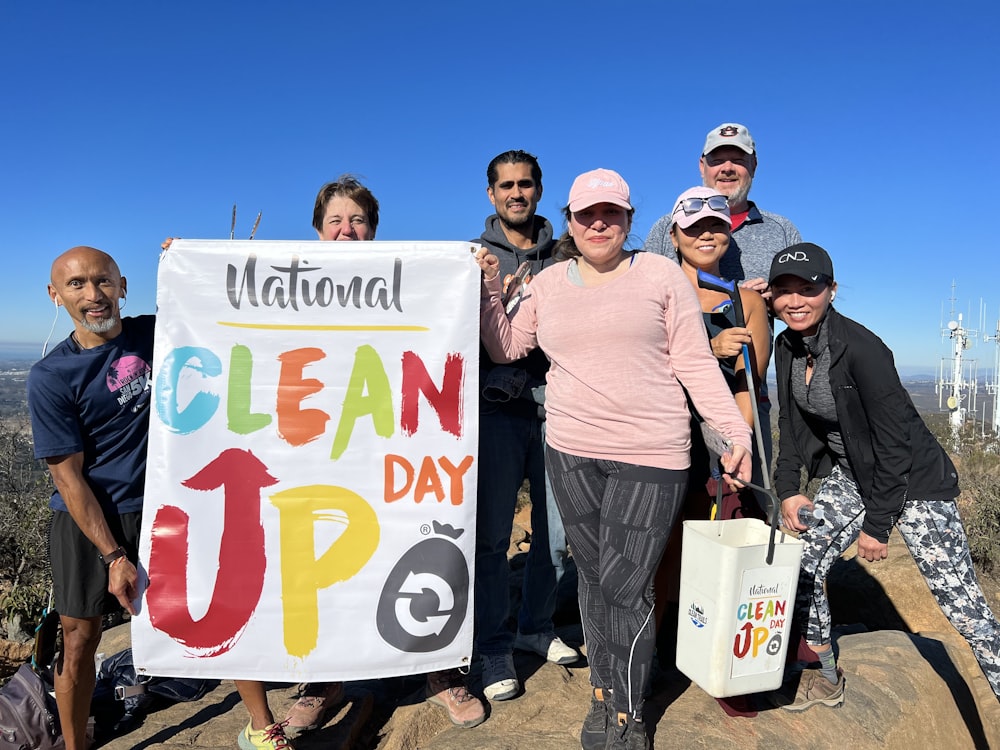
[703,142,755,156]
[768,270,833,285]
[568,194,633,212]
[671,208,731,231]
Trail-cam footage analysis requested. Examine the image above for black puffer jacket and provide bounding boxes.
[774,308,959,542]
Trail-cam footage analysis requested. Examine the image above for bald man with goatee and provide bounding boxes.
[27,246,155,750]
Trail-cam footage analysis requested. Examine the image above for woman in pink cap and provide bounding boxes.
[474,169,752,750]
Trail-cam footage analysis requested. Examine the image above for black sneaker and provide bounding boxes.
[580,688,610,750]
[606,715,648,750]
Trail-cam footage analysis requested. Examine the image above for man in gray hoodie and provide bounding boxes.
[474,150,579,703]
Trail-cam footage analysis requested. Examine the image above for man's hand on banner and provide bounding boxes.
[108,556,139,616]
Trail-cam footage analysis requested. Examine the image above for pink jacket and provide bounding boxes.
[480,252,751,470]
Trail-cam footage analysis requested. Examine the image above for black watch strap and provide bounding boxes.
[101,546,127,566]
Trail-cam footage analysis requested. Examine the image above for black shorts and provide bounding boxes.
[49,510,141,619]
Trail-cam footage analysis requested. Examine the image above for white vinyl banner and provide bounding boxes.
[132,240,481,682]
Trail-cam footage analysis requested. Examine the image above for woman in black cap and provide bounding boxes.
[768,242,1000,710]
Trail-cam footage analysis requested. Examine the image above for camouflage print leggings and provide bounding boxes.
[796,465,1000,699]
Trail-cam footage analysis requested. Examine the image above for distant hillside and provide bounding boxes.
[1,356,993,429]
[0,359,31,418]
[767,372,995,428]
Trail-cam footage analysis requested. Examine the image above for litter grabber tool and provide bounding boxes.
[697,422,731,522]
[696,270,774,515]
[698,423,782,564]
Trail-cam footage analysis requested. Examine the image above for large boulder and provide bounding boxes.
[94,528,1000,749]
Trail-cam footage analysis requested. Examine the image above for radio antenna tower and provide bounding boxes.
[985,306,1000,439]
[937,282,978,450]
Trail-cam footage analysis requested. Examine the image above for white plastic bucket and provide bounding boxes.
[675,518,804,697]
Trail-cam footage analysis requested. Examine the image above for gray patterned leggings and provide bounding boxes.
[797,465,1000,699]
[545,446,686,720]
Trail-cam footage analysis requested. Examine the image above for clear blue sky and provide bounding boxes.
[4,1,999,372]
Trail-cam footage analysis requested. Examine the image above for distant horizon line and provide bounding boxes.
[0,339,961,377]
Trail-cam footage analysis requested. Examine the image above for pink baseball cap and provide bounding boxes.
[567,168,632,212]
[669,186,731,230]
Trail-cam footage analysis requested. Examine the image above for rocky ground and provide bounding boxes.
[5,508,1000,749]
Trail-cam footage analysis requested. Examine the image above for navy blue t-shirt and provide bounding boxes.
[28,315,155,514]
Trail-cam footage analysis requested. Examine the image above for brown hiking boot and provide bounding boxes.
[283,682,344,737]
[425,669,486,728]
[774,668,845,711]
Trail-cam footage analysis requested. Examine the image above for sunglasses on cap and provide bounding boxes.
[671,195,729,216]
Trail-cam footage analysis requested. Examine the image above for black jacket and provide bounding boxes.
[774,308,959,542]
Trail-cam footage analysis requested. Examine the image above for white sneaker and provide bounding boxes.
[514,631,580,665]
[481,652,520,701]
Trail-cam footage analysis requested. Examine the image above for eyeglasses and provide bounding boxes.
[495,179,536,191]
[671,195,729,216]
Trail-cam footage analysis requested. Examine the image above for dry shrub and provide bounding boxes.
[929,418,1000,575]
[0,418,53,640]
[956,440,1000,574]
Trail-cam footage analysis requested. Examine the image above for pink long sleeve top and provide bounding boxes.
[480,251,751,470]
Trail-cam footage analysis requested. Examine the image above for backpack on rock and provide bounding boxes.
[0,662,65,750]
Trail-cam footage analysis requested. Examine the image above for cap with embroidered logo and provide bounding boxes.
[567,168,632,212]
[702,123,755,156]
[769,242,834,284]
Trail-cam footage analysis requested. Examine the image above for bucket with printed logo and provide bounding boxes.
[676,518,803,697]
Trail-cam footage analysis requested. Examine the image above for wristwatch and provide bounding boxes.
[100,546,127,566]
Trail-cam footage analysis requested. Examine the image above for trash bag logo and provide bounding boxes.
[376,522,468,653]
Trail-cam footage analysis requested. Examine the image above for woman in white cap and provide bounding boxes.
[769,242,1000,710]
[474,169,752,750]
[651,186,771,680]
[667,185,770,516]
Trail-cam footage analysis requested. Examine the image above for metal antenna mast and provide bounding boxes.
[985,307,1000,438]
[937,281,978,450]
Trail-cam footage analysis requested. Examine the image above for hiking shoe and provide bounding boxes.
[481,652,519,701]
[283,682,344,737]
[238,721,293,750]
[579,688,610,750]
[776,668,845,711]
[425,669,486,728]
[606,715,649,750]
[514,631,580,665]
